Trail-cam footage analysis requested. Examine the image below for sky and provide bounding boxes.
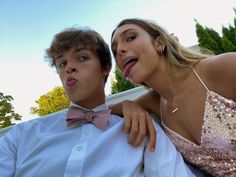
[0,0,235,123]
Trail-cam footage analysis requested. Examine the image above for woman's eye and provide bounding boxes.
[112,49,117,56]
[127,35,136,42]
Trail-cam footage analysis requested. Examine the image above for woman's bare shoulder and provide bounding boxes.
[202,52,236,74]
[200,52,236,99]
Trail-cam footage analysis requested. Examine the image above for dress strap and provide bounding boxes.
[160,98,164,121]
[191,66,209,92]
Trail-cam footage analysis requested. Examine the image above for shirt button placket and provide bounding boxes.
[81,125,93,141]
[64,142,87,177]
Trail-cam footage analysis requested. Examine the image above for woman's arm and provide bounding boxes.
[109,90,161,152]
[135,90,161,116]
[110,90,161,116]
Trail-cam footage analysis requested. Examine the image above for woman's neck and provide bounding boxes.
[145,64,192,101]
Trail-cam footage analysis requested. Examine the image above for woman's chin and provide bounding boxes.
[126,76,134,83]
[127,76,143,85]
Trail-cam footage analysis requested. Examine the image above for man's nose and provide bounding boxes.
[65,62,77,74]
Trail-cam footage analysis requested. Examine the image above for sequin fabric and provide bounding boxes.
[163,90,236,177]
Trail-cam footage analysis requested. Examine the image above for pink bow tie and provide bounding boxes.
[66,106,111,130]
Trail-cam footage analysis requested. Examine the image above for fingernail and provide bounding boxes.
[150,147,155,152]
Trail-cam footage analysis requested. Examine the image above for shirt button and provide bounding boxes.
[76,146,83,151]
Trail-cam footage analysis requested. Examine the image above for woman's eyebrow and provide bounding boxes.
[121,28,135,35]
[111,28,135,49]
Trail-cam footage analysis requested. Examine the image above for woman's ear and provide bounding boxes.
[154,36,165,55]
[154,36,165,48]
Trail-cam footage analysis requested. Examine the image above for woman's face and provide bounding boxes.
[111,24,160,84]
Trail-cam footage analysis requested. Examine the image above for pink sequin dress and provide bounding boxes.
[162,67,236,177]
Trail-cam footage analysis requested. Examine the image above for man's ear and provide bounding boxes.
[102,65,111,77]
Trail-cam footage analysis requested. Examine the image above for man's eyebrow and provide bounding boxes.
[75,47,86,53]
[75,46,94,53]
[55,54,63,60]
[54,47,89,60]
[111,28,135,48]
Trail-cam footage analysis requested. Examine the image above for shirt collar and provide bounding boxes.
[70,102,109,112]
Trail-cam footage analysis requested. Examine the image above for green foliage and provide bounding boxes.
[195,14,236,54]
[222,25,236,46]
[31,86,70,116]
[195,22,223,54]
[111,66,136,94]
[0,92,22,128]
[221,36,236,52]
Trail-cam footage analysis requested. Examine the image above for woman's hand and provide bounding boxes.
[122,100,156,152]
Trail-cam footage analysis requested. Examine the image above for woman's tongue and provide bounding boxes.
[123,60,137,78]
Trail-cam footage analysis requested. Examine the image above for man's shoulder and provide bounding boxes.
[106,114,124,130]
[110,113,123,119]
[8,109,68,133]
[27,109,67,123]
[109,114,123,122]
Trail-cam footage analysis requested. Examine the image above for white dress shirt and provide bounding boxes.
[0,103,195,177]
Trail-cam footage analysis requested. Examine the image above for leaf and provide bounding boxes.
[0,92,22,128]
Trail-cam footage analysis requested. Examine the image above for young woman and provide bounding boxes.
[110,18,236,176]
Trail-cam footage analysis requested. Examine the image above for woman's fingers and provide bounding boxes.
[124,114,132,133]
[128,115,139,145]
[133,112,147,147]
[145,113,156,152]
[122,100,157,152]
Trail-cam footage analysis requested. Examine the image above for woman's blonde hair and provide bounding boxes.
[111,18,211,76]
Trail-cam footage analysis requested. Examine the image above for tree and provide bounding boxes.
[195,13,236,54]
[0,92,22,128]
[111,66,136,94]
[31,86,70,116]
[195,21,224,54]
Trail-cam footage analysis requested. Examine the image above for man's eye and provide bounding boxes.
[56,61,66,68]
[59,62,66,68]
[78,56,89,61]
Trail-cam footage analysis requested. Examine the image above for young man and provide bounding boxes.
[0,28,195,177]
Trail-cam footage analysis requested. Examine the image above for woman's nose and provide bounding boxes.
[116,45,127,57]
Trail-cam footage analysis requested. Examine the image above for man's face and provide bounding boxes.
[55,46,109,108]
